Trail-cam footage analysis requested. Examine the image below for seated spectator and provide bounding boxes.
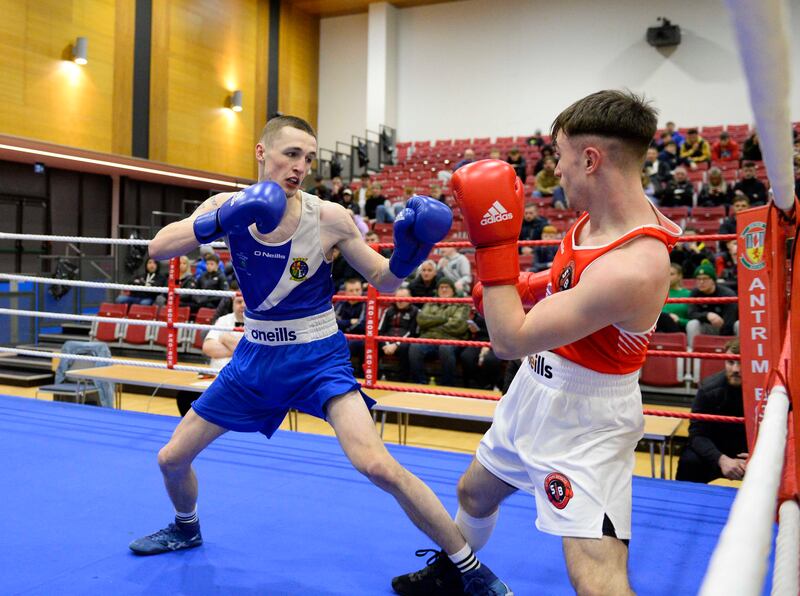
[733,161,768,206]
[365,182,388,220]
[328,176,346,204]
[408,278,469,386]
[742,131,762,161]
[429,185,448,205]
[642,172,657,204]
[698,167,733,207]
[377,287,417,381]
[364,231,391,259]
[335,278,366,376]
[331,246,364,291]
[454,148,476,171]
[715,239,738,293]
[116,258,166,306]
[719,192,750,234]
[519,203,549,254]
[532,225,560,272]
[656,263,691,332]
[711,131,740,162]
[676,339,748,483]
[506,146,527,180]
[194,253,229,311]
[664,121,685,148]
[644,146,671,188]
[177,255,198,311]
[176,291,246,417]
[375,186,410,224]
[686,260,738,347]
[679,128,711,165]
[658,140,692,173]
[533,145,555,175]
[658,166,695,208]
[408,259,443,297]
[459,310,502,389]
[340,188,360,215]
[670,231,715,280]
[193,245,215,279]
[213,280,239,320]
[526,129,545,148]
[436,246,472,294]
[309,175,331,200]
[533,156,560,197]
[489,147,502,160]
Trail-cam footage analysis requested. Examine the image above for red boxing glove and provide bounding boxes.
[472,270,550,315]
[452,160,525,286]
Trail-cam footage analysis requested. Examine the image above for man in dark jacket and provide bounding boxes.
[377,287,418,380]
[195,253,229,311]
[676,339,747,483]
[686,260,738,347]
[408,260,443,297]
[335,278,366,376]
[519,203,549,254]
[733,161,768,206]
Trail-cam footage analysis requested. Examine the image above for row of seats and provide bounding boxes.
[640,333,734,390]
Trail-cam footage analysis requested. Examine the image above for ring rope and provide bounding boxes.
[772,499,800,596]
[0,308,234,333]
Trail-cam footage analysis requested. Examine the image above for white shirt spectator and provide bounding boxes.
[204,312,242,371]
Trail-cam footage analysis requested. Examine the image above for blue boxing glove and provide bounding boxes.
[388,196,453,278]
[193,181,287,244]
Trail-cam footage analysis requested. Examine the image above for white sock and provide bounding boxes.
[175,505,198,525]
[447,542,480,574]
[455,507,498,552]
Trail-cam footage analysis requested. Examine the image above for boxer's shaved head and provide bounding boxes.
[260,115,316,147]
[551,90,657,166]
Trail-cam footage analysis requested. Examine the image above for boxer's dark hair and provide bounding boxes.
[260,115,316,147]
[550,90,657,161]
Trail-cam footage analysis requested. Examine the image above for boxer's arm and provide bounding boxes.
[149,192,234,260]
[483,242,669,359]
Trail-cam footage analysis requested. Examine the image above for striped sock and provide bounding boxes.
[448,543,480,574]
[175,506,198,527]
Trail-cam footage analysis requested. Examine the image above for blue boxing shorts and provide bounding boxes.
[192,309,374,437]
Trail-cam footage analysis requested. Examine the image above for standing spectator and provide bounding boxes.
[116,258,166,306]
[408,260,442,297]
[711,132,740,162]
[658,166,695,208]
[733,161,768,206]
[195,253,229,311]
[686,260,739,347]
[742,131,762,161]
[309,175,331,200]
[454,148,476,171]
[698,167,733,207]
[177,255,198,311]
[436,246,472,294]
[408,278,469,386]
[676,339,748,483]
[459,310,502,390]
[679,128,711,166]
[533,156,560,197]
[665,121,685,148]
[335,278,366,376]
[377,287,418,381]
[719,192,750,234]
[532,225,560,272]
[519,203,549,254]
[506,146,526,180]
[656,263,691,332]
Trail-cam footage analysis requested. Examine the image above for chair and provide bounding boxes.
[154,306,191,350]
[639,333,687,388]
[659,206,689,227]
[187,307,217,354]
[120,304,158,346]
[691,334,736,384]
[90,302,127,343]
[35,340,114,407]
[691,205,726,222]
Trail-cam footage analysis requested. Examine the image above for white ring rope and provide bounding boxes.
[0,231,227,250]
[0,273,236,297]
[772,499,800,596]
[0,307,235,333]
[700,385,790,595]
[0,346,215,375]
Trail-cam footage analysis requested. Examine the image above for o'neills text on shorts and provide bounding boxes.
[529,354,553,379]
[244,308,337,345]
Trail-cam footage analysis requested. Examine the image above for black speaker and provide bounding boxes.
[647,18,681,48]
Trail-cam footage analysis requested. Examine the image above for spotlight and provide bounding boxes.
[229,90,243,112]
[72,37,88,65]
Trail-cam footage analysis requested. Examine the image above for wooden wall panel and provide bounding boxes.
[150,0,266,180]
[0,0,129,154]
[279,1,319,131]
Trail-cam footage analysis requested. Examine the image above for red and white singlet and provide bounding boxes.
[548,210,683,374]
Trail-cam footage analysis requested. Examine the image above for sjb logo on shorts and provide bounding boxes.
[544,472,573,510]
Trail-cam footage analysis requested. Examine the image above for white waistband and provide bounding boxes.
[244,308,338,346]
[524,351,639,396]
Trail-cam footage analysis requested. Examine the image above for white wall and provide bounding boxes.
[317,13,369,151]
[319,0,800,145]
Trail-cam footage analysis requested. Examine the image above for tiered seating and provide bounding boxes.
[187,307,217,354]
[90,303,127,343]
[154,306,191,349]
[120,304,158,346]
[691,334,736,381]
[639,333,688,389]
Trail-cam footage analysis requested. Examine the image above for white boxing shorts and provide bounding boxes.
[476,350,643,540]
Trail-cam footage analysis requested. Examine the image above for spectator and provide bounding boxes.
[719,192,750,234]
[335,278,366,376]
[710,132,740,162]
[644,146,671,187]
[408,259,442,297]
[670,230,715,279]
[429,185,448,206]
[519,203,549,254]
[176,291,247,417]
[194,253,229,311]
[375,186,409,224]
[642,172,657,204]
[489,147,502,160]
[676,339,748,483]
[532,225,559,272]
[459,310,502,390]
[658,140,692,173]
[533,145,556,175]
[454,148,476,171]
[212,280,239,320]
[309,175,331,200]
[436,246,472,294]
[742,131,762,161]
[733,161,768,206]
[715,239,738,293]
[658,166,695,208]
[686,260,738,347]
[377,287,417,381]
[365,182,388,220]
[533,156,560,197]
[525,129,545,147]
[665,121,685,148]
[116,258,166,306]
[506,146,526,180]
[330,176,346,204]
[698,167,733,207]
[679,128,711,166]
[177,255,198,311]
[656,263,691,332]
[408,278,469,386]
[340,188,360,215]
[364,231,391,259]
[356,173,370,216]
[330,246,364,291]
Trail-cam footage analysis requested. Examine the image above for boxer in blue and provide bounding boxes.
[130,116,510,595]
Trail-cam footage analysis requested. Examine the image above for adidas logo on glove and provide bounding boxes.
[480,201,513,225]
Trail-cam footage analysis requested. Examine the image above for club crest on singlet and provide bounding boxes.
[544,472,574,510]
[289,257,310,282]
[558,261,574,291]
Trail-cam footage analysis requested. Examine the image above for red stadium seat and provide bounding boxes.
[659,206,689,227]
[687,219,723,235]
[188,307,218,353]
[639,332,687,387]
[121,304,158,346]
[691,334,736,384]
[691,206,726,222]
[154,306,191,350]
[90,302,127,343]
